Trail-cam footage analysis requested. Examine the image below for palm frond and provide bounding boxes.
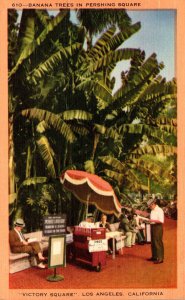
[69,124,89,136]
[117,123,173,143]
[130,144,177,158]
[35,10,50,27]
[36,135,56,178]
[99,156,125,172]
[19,177,48,188]
[94,80,113,108]
[21,108,76,143]
[28,42,82,83]
[137,79,177,105]
[85,26,116,60]
[156,117,177,127]
[17,10,36,54]
[60,110,92,121]
[131,158,175,182]
[94,124,119,139]
[103,169,124,185]
[88,48,141,74]
[107,22,141,51]
[111,54,164,110]
[9,10,68,78]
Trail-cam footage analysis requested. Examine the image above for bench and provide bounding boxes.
[9,231,48,274]
[109,222,126,251]
[9,231,73,274]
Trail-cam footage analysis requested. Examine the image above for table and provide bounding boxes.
[106,231,125,259]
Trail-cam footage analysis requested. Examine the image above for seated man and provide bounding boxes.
[9,218,46,269]
[79,213,95,228]
[96,214,111,231]
[138,219,146,241]
[129,213,145,245]
[118,210,136,247]
[96,214,113,254]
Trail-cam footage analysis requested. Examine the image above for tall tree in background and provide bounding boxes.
[8,9,177,227]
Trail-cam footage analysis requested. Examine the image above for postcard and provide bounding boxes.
[0,0,185,299]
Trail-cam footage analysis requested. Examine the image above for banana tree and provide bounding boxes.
[9,9,177,225]
[8,10,74,221]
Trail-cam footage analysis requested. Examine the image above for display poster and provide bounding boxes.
[48,235,66,268]
[0,0,185,299]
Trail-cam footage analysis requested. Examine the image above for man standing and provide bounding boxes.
[9,218,46,269]
[147,198,164,264]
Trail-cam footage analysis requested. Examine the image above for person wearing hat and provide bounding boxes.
[79,213,95,228]
[9,218,46,269]
[96,214,113,254]
[147,198,164,264]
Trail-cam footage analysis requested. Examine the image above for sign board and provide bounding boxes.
[88,239,108,252]
[43,214,66,236]
[48,235,66,268]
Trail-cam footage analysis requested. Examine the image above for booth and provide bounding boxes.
[73,227,107,271]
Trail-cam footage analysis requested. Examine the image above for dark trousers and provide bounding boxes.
[136,230,144,243]
[151,224,164,261]
[11,242,42,263]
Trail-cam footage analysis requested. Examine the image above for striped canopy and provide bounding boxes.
[60,170,122,217]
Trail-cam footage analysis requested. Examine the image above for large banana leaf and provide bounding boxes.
[131,158,175,182]
[137,80,177,106]
[35,10,50,27]
[93,80,113,108]
[28,42,82,83]
[110,54,165,111]
[156,117,177,127]
[130,144,177,158]
[68,124,89,136]
[88,48,141,74]
[103,169,124,185]
[21,108,76,143]
[85,26,116,61]
[117,123,173,143]
[85,22,141,62]
[76,78,113,108]
[107,22,141,51]
[9,10,68,78]
[36,135,56,178]
[99,156,125,172]
[94,124,119,139]
[60,110,92,121]
[18,177,48,188]
[153,117,177,135]
[17,10,36,54]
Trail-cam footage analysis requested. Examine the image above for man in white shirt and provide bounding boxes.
[79,213,95,228]
[147,198,164,264]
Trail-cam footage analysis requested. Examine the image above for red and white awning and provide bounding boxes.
[60,170,122,217]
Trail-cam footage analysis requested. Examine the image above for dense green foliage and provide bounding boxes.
[8,9,177,229]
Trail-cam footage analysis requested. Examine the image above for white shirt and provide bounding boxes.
[79,221,95,228]
[150,205,164,224]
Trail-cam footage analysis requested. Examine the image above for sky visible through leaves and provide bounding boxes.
[16,9,175,92]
